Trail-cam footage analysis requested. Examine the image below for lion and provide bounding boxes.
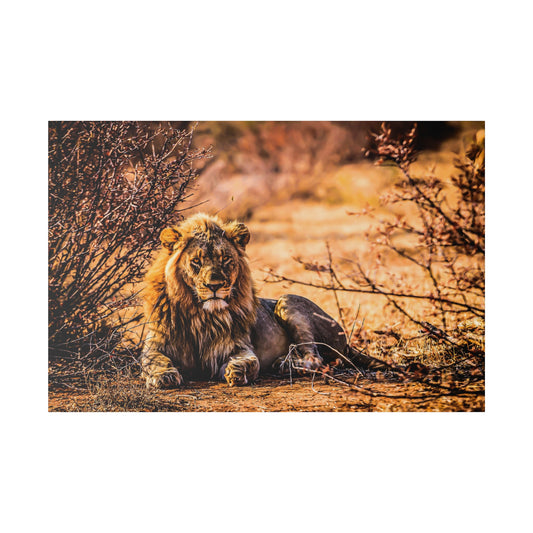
[141,212,382,388]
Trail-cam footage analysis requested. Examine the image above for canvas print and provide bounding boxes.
[48,121,485,412]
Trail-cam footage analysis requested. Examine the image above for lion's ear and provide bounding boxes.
[160,227,182,251]
[224,222,250,249]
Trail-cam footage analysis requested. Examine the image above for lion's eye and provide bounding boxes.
[191,258,202,268]
[222,256,232,265]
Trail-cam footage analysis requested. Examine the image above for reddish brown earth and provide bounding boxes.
[48,374,484,413]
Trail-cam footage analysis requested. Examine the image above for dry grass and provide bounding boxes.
[52,371,177,412]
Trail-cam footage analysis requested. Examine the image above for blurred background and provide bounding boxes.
[177,121,482,219]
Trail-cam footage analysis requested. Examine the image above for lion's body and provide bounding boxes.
[251,297,347,370]
[141,213,348,387]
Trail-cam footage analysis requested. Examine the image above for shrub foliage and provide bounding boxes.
[361,123,485,328]
[268,123,485,390]
[48,121,209,369]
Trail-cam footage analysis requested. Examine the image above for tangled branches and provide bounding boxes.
[362,123,485,326]
[49,122,210,374]
[266,123,485,400]
[270,123,484,324]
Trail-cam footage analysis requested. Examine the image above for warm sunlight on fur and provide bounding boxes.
[140,213,357,388]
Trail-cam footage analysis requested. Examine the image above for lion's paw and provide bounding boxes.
[223,355,260,387]
[290,352,323,373]
[273,352,323,375]
[301,354,323,370]
[145,367,183,389]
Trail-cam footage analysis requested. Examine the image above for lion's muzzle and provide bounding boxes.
[198,281,232,310]
[204,282,224,293]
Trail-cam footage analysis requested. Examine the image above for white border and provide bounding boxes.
[3,1,531,532]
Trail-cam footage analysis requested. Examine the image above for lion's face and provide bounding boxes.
[178,236,241,311]
[160,214,251,313]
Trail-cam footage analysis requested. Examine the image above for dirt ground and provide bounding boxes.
[48,374,484,412]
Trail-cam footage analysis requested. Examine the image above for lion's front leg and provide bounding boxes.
[221,350,260,387]
[141,351,183,389]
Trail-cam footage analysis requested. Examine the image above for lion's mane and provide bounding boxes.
[142,213,259,379]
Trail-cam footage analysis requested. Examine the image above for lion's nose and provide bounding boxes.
[205,282,224,293]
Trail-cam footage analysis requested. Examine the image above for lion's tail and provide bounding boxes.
[345,346,393,372]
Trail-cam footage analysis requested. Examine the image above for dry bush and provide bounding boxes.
[49,121,210,381]
[267,123,485,396]
[359,123,484,329]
